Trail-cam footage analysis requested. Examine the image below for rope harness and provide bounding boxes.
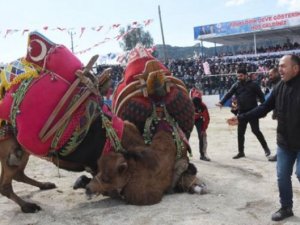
[143,103,185,160]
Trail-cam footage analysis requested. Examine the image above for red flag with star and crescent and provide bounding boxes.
[25,31,56,68]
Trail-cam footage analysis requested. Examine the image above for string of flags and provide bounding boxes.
[0,19,153,39]
[75,26,143,55]
[1,19,153,56]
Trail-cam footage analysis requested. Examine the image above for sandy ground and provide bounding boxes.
[1,107,300,225]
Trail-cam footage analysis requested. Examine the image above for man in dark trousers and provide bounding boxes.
[227,55,300,221]
[216,68,271,159]
[190,87,210,161]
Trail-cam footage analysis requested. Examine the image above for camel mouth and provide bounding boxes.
[85,187,100,200]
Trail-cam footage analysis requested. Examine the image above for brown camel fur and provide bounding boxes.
[0,118,203,212]
[0,118,146,213]
[86,130,178,205]
[85,56,207,205]
[86,126,204,205]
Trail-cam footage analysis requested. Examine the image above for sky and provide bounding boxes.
[1,0,300,64]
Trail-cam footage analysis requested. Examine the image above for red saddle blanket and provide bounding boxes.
[0,32,99,156]
[14,72,96,156]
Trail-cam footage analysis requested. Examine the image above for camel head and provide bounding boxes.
[85,140,158,200]
[85,152,130,198]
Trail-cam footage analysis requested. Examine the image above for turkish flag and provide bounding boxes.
[25,31,56,68]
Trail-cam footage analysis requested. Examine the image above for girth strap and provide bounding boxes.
[101,112,125,155]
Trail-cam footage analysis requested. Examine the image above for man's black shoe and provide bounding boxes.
[200,156,211,161]
[268,154,277,162]
[271,207,294,221]
[233,153,245,159]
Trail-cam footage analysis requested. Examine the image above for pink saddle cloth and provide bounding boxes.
[0,31,95,156]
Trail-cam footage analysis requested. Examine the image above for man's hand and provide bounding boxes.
[227,116,239,126]
[215,102,223,108]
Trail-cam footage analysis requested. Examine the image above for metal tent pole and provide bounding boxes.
[68,31,75,53]
[201,40,204,58]
[254,33,257,55]
[158,5,168,63]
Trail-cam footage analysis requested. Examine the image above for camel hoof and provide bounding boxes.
[73,175,91,190]
[39,182,56,190]
[21,202,41,213]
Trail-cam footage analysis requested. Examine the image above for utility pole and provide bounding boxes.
[158,5,168,63]
[68,31,75,53]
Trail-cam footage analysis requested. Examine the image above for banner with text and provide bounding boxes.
[194,11,300,40]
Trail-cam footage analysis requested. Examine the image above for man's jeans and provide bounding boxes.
[277,146,300,208]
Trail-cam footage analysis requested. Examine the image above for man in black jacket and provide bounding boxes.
[267,67,281,162]
[216,69,271,159]
[228,55,300,221]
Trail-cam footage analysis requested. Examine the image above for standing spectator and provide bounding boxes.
[267,67,281,162]
[216,69,271,159]
[268,67,281,89]
[227,55,300,221]
[190,88,210,161]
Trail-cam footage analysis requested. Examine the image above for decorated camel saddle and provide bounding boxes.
[0,31,101,156]
[112,44,194,146]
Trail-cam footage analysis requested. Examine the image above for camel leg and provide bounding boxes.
[167,158,189,193]
[175,173,208,195]
[175,162,208,195]
[0,138,55,213]
[0,151,43,213]
[13,159,57,191]
[73,175,91,190]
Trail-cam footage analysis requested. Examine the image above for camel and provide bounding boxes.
[0,36,205,212]
[85,123,205,205]
[84,45,207,204]
[0,93,204,212]
[0,60,203,213]
[0,111,158,212]
[0,32,149,212]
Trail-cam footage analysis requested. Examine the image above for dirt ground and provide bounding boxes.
[1,107,299,225]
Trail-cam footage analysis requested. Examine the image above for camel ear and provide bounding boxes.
[118,162,128,175]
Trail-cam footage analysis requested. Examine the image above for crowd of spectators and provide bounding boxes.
[96,64,123,88]
[217,41,300,57]
[1,41,299,99]
[166,55,275,94]
[96,43,300,96]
